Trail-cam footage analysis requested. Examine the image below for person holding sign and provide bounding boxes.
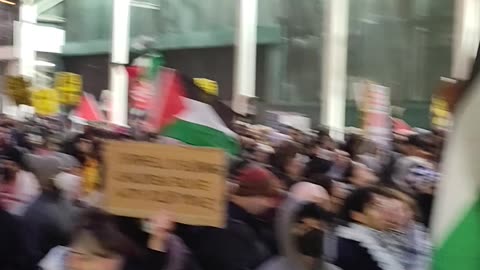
[39,208,201,270]
[176,165,281,270]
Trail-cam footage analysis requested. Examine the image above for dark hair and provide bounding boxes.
[338,186,389,223]
[4,147,23,168]
[269,141,299,173]
[295,202,332,223]
[72,208,137,258]
[308,174,334,195]
[408,134,434,153]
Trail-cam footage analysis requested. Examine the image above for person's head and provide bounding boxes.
[270,141,301,176]
[288,127,302,143]
[26,126,49,150]
[290,182,330,209]
[348,162,378,188]
[231,165,281,215]
[382,188,418,231]
[76,136,94,155]
[3,147,22,174]
[291,202,331,269]
[66,209,136,270]
[339,187,391,231]
[407,134,435,160]
[252,144,274,164]
[0,125,11,147]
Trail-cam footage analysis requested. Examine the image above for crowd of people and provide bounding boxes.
[0,116,443,270]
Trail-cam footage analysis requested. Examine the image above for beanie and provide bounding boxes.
[235,165,279,198]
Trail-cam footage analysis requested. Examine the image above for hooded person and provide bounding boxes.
[176,165,281,270]
[257,182,337,270]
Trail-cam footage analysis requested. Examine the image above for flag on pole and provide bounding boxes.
[146,68,239,155]
[71,93,106,122]
[431,79,480,269]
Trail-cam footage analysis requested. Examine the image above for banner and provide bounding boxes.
[103,141,227,228]
[54,72,82,106]
[362,83,391,149]
[5,76,30,105]
[31,88,59,116]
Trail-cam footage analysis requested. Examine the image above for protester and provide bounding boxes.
[0,207,33,270]
[269,141,303,188]
[0,112,443,270]
[381,188,432,270]
[392,134,439,226]
[332,187,404,270]
[258,182,333,270]
[39,208,200,270]
[22,178,80,264]
[347,162,379,189]
[177,165,280,270]
[0,146,40,216]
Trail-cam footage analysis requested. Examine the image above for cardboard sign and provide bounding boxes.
[54,72,82,105]
[31,88,59,116]
[5,76,30,105]
[103,141,227,228]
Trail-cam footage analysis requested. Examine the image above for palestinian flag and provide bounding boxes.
[146,68,239,155]
[431,48,480,270]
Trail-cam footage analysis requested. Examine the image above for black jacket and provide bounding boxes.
[176,202,273,270]
[0,209,34,270]
[22,193,79,264]
[334,237,382,270]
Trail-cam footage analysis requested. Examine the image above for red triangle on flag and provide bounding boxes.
[146,69,186,131]
[72,93,106,122]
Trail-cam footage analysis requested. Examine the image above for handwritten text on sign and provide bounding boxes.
[103,141,227,228]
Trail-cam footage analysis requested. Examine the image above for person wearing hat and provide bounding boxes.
[176,165,281,270]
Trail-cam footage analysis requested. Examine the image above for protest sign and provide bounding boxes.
[362,83,391,149]
[54,72,82,105]
[31,88,59,116]
[5,76,30,105]
[103,141,227,228]
[194,78,218,96]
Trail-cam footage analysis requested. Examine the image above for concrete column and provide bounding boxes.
[233,0,258,115]
[16,4,37,77]
[321,0,349,139]
[109,0,131,126]
[451,0,480,79]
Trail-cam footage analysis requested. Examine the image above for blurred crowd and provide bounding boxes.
[0,116,443,270]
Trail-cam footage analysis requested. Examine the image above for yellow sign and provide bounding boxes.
[5,76,31,105]
[55,72,82,105]
[194,78,218,96]
[431,96,451,129]
[103,141,227,228]
[31,89,59,116]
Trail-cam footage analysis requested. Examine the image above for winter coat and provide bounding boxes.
[256,196,337,270]
[176,202,272,270]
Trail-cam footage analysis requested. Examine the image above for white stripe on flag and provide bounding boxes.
[174,97,236,138]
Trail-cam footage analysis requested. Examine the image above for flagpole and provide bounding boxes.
[232,0,258,115]
[321,0,349,140]
[109,0,131,126]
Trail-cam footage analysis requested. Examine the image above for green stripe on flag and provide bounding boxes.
[162,119,240,155]
[433,197,480,270]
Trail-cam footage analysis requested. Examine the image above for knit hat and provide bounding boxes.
[235,165,279,198]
